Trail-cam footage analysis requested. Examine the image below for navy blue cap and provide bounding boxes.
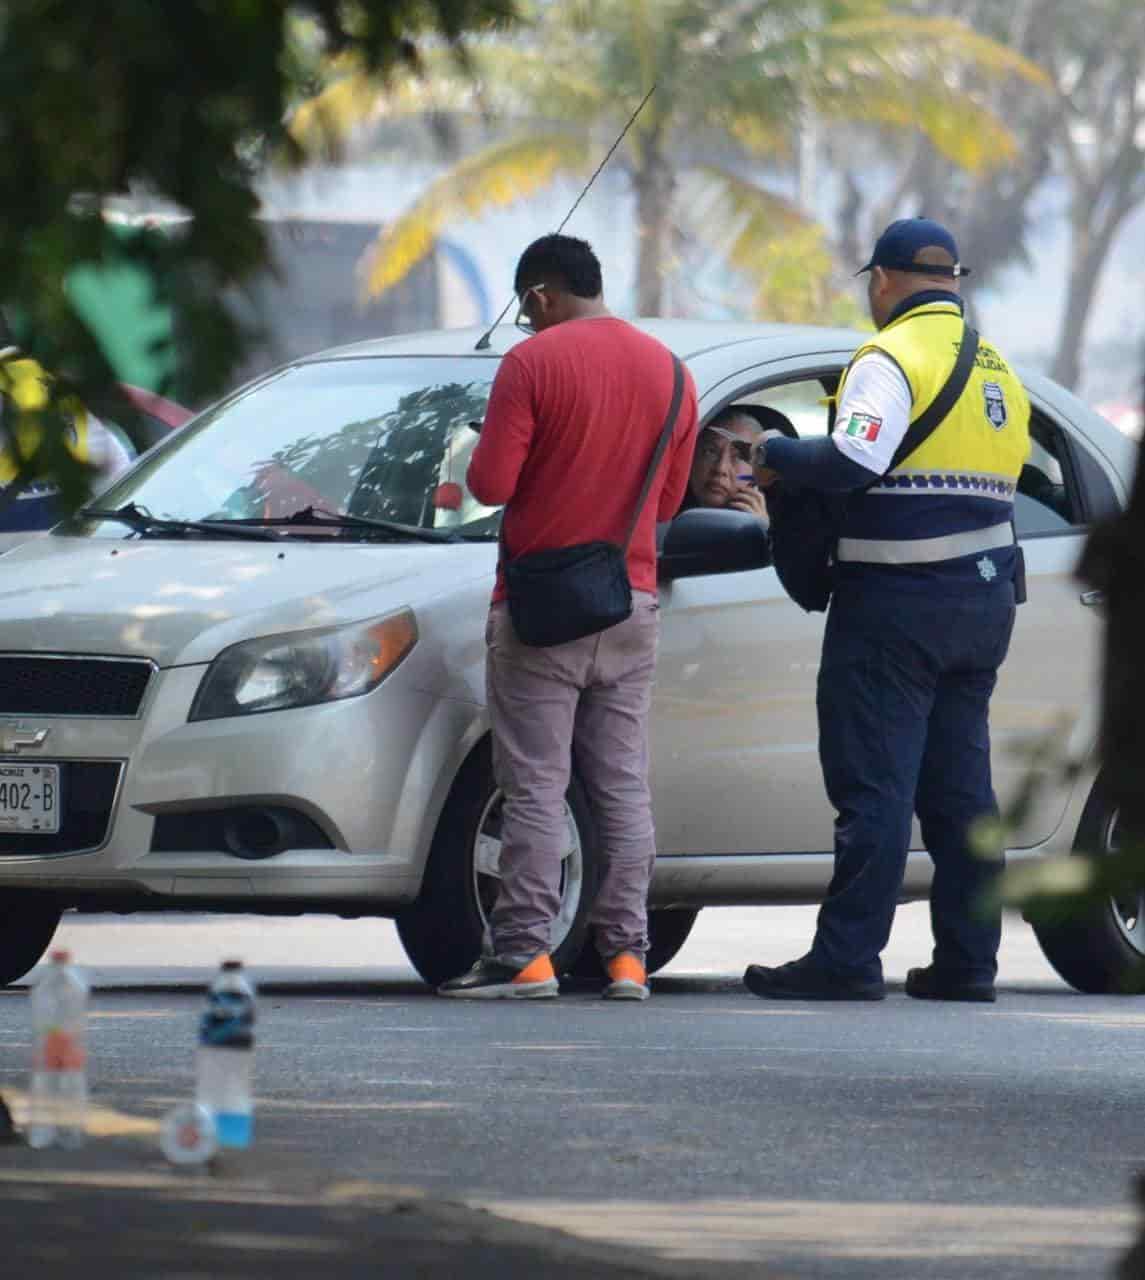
[857,217,970,278]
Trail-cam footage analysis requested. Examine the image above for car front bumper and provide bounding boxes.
[0,659,482,910]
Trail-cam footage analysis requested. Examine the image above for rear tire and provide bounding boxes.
[1031,777,1145,993]
[396,740,602,987]
[0,897,62,987]
[568,907,700,981]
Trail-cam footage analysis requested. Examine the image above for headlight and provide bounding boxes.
[189,610,418,721]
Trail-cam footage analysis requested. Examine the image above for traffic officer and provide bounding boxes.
[0,312,131,531]
[745,217,1030,1003]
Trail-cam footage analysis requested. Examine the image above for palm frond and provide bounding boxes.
[289,65,477,156]
[732,13,1051,170]
[290,41,610,156]
[362,132,594,297]
[811,16,1052,88]
[679,167,858,324]
[808,78,1015,170]
[686,77,795,158]
[682,166,806,270]
[461,43,611,118]
[756,14,1049,87]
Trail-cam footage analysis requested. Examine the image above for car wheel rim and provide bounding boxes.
[1104,809,1145,955]
[471,790,584,950]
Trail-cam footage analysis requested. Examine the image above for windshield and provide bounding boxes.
[75,356,500,539]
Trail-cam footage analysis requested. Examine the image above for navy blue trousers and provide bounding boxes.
[810,581,1016,984]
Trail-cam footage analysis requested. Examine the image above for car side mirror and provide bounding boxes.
[658,508,772,581]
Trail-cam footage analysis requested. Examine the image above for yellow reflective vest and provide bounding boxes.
[832,299,1031,582]
[0,352,91,487]
[840,299,1030,487]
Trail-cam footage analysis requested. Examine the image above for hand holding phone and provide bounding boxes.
[728,480,768,517]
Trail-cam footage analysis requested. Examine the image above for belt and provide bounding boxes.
[837,521,1015,566]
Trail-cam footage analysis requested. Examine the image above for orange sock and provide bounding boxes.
[513,954,556,984]
[606,953,646,984]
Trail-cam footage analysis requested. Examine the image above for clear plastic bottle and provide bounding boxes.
[28,949,89,1149]
[196,960,256,1149]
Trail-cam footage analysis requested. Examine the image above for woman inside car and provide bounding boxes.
[679,404,795,518]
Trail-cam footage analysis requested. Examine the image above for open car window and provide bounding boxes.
[730,377,836,439]
[1014,412,1080,536]
[719,375,1090,540]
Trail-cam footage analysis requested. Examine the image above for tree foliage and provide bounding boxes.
[0,0,514,508]
[835,0,1145,391]
[298,0,1045,319]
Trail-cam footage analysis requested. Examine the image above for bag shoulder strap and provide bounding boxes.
[880,324,980,478]
[622,354,686,552]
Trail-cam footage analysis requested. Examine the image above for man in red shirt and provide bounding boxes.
[439,235,698,1001]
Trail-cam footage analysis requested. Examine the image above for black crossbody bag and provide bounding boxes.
[769,324,1032,612]
[500,354,685,648]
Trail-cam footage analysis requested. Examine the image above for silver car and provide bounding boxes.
[0,322,1133,992]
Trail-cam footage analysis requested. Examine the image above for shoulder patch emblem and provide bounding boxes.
[983,381,1007,430]
[843,411,882,442]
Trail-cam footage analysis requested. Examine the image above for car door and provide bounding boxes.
[651,364,842,856]
[990,396,1113,847]
[650,359,1111,859]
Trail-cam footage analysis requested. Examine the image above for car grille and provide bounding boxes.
[0,761,123,857]
[0,655,154,717]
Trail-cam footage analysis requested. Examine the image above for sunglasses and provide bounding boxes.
[514,283,546,335]
[699,431,754,465]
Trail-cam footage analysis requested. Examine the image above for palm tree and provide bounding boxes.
[292,0,1046,318]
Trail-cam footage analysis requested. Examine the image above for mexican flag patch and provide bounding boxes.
[843,412,883,441]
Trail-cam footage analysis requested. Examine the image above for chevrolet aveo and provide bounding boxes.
[0,321,1134,992]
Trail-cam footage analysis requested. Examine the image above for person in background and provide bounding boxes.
[439,233,698,1002]
[0,311,132,532]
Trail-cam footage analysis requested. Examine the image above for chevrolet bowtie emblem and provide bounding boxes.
[0,727,50,753]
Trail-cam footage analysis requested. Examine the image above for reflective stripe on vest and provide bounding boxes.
[837,520,1014,566]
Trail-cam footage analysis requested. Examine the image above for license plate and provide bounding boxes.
[0,763,61,834]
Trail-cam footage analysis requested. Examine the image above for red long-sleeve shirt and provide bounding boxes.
[468,317,698,603]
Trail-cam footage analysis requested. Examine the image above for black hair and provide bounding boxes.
[708,404,798,439]
[514,234,602,299]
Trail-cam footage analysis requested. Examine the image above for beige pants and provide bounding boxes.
[484,593,660,967]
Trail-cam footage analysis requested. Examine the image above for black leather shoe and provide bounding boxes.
[743,955,886,1002]
[905,965,996,1003]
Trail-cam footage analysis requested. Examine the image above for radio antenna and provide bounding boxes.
[474,83,656,351]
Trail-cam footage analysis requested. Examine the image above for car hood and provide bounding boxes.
[0,534,496,667]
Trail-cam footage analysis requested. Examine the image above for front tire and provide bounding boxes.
[1032,777,1145,993]
[0,897,62,987]
[396,740,602,987]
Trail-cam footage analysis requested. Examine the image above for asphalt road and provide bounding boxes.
[1,904,1143,1279]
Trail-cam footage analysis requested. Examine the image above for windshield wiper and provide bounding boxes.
[224,506,461,544]
[81,502,284,542]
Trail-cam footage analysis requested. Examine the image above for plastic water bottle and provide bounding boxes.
[28,950,89,1149]
[196,960,256,1149]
